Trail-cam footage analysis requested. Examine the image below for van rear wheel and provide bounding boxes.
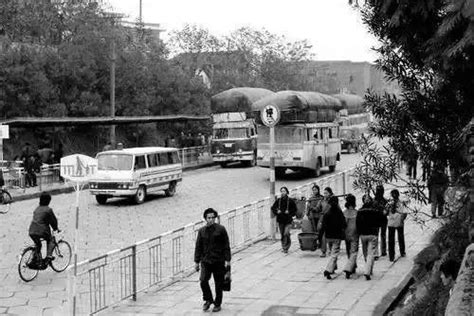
[134,185,146,204]
[165,181,176,197]
[96,195,108,205]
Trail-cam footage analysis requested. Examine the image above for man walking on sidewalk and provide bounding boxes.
[195,208,231,312]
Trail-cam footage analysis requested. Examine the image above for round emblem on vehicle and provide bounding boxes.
[260,104,280,127]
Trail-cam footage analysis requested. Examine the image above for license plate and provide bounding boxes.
[224,143,232,148]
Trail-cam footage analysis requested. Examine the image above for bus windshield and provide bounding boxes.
[213,128,248,139]
[97,154,133,171]
[259,126,304,143]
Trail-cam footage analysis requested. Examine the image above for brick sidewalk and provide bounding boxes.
[105,214,439,316]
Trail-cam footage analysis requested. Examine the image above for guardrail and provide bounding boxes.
[69,168,355,315]
[0,146,214,193]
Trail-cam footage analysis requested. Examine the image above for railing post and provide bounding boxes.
[38,167,43,191]
[132,244,137,301]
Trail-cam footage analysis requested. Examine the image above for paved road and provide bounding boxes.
[0,153,361,315]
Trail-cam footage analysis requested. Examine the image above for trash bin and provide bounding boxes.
[298,232,319,251]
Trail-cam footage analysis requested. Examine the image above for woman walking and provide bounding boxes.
[386,189,407,262]
[306,184,324,233]
[320,196,346,280]
[373,185,388,258]
[271,187,297,254]
[315,187,334,257]
[342,194,359,279]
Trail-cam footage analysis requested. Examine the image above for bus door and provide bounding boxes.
[322,128,329,166]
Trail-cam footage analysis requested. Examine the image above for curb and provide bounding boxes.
[374,273,414,315]
[10,162,218,202]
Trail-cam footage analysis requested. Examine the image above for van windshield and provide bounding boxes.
[98,154,133,171]
[213,128,248,139]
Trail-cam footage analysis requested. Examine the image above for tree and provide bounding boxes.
[352,0,474,174]
[168,24,315,93]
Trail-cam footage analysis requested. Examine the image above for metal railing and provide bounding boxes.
[70,168,355,315]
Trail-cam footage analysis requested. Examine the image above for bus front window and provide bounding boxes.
[213,128,247,139]
[98,154,133,171]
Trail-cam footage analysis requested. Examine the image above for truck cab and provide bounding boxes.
[210,112,257,167]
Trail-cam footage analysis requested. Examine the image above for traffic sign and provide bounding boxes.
[60,154,97,182]
[260,104,280,127]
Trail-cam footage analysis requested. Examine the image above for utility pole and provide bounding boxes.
[110,40,116,148]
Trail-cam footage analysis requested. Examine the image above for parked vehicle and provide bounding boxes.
[210,112,258,167]
[89,147,182,204]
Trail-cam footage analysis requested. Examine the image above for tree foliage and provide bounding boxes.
[168,24,315,94]
[353,0,474,174]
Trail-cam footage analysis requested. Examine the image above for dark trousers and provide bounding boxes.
[278,222,292,251]
[388,226,405,261]
[200,262,225,307]
[30,234,54,257]
[380,222,387,255]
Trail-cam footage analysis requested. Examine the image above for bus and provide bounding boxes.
[89,147,182,205]
[256,122,341,177]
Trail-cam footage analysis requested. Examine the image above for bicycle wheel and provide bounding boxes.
[1,190,12,204]
[18,247,39,282]
[50,240,72,272]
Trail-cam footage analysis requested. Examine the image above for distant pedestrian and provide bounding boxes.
[116,142,124,150]
[194,208,231,313]
[427,166,449,218]
[306,184,324,233]
[373,185,388,258]
[356,194,386,280]
[320,196,346,280]
[315,187,334,257]
[386,189,407,262]
[271,186,297,253]
[343,194,359,279]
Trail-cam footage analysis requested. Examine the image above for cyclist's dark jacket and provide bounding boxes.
[194,223,231,264]
[29,206,58,238]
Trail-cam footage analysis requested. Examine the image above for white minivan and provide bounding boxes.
[89,147,182,205]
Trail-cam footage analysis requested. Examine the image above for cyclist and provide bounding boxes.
[28,192,59,266]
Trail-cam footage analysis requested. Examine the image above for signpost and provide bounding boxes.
[60,154,97,316]
[260,104,280,240]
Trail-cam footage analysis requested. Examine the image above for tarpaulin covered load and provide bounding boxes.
[332,94,365,115]
[211,87,274,113]
[252,91,343,124]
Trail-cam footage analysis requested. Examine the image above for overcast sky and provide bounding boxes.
[105,0,379,62]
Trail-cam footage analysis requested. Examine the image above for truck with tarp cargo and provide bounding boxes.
[253,91,343,177]
[210,87,274,167]
[332,94,370,153]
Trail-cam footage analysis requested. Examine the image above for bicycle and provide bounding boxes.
[0,187,12,214]
[18,231,72,282]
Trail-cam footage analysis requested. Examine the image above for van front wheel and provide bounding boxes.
[165,181,176,197]
[134,185,146,204]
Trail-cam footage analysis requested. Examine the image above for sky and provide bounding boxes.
[105,0,379,62]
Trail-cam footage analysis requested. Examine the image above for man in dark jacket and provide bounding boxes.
[356,194,386,280]
[194,208,231,313]
[28,192,59,266]
[428,166,449,217]
[271,186,297,253]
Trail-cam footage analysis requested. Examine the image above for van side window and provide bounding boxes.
[147,154,158,167]
[134,155,146,170]
[159,153,169,165]
[329,128,333,138]
[167,152,174,164]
